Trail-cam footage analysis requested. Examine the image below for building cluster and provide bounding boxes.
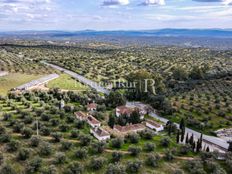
[15,74,59,91]
[75,103,164,141]
[75,110,110,141]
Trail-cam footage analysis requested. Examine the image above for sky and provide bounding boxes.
[0,0,232,31]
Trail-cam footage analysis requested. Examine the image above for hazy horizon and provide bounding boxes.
[0,0,232,31]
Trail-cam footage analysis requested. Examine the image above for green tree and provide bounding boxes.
[129,110,141,124]
[107,91,126,108]
[17,148,30,161]
[108,114,115,128]
[172,66,188,80]
[0,163,16,174]
[64,162,84,174]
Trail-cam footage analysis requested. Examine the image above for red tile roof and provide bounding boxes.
[114,124,145,133]
[75,111,87,119]
[116,106,134,115]
[87,115,100,125]
[93,127,110,137]
[87,103,97,109]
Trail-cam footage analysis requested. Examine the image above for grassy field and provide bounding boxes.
[0,73,43,96]
[47,74,89,91]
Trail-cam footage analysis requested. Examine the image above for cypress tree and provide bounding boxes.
[189,134,194,146]
[199,133,203,150]
[192,141,196,152]
[181,127,185,142]
[108,115,115,128]
[179,118,185,131]
[185,133,189,144]
[176,129,180,143]
[228,141,232,152]
[196,139,202,153]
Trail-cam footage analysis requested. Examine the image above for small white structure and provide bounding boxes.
[60,99,65,109]
[90,127,111,141]
[0,71,8,77]
[87,115,101,128]
[87,103,97,111]
[145,120,164,132]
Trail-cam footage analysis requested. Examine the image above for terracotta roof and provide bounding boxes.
[93,127,110,137]
[75,111,87,119]
[87,103,97,109]
[116,106,134,115]
[87,115,100,125]
[114,124,145,133]
[146,120,162,128]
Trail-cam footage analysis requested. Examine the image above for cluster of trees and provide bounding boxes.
[108,110,142,128]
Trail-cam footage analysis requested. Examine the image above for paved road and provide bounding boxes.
[43,61,229,152]
[41,61,110,95]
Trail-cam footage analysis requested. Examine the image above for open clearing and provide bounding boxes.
[0,73,43,96]
[47,73,89,92]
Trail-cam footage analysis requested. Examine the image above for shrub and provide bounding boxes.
[74,120,85,129]
[40,126,51,136]
[41,114,50,121]
[0,163,16,174]
[40,165,57,174]
[145,154,159,167]
[0,125,6,134]
[184,160,206,174]
[17,148,30,161]
[105,164,126,174]
[139,129,154,140]
[64,162,84,174]
[128,146,141,156]
[160,137,170,148]
[50,118,59,126]
[126,133,140,144]
[111,138,124,148]
[21,127,33,139]
[90,141,106,154]
[59,124,69,132]
[26,156,42,173]
[13,122,24,133]
[0,134,11,143]
[51,132,62,142]
[53,152,66,164]
[79,134,91,146]
[39,142,52,156]
[89,157,105,170]
[23,115,33,124]
[75,148,88,159]
[126,160,141,173]
[111,152,123,163]
[60,141,72,151]
[5,140,20,152]
[179,144,192,155]
[30,136,40,147]
[143,142,155,152]
[70,129,79,138]
[164,150,174,161]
